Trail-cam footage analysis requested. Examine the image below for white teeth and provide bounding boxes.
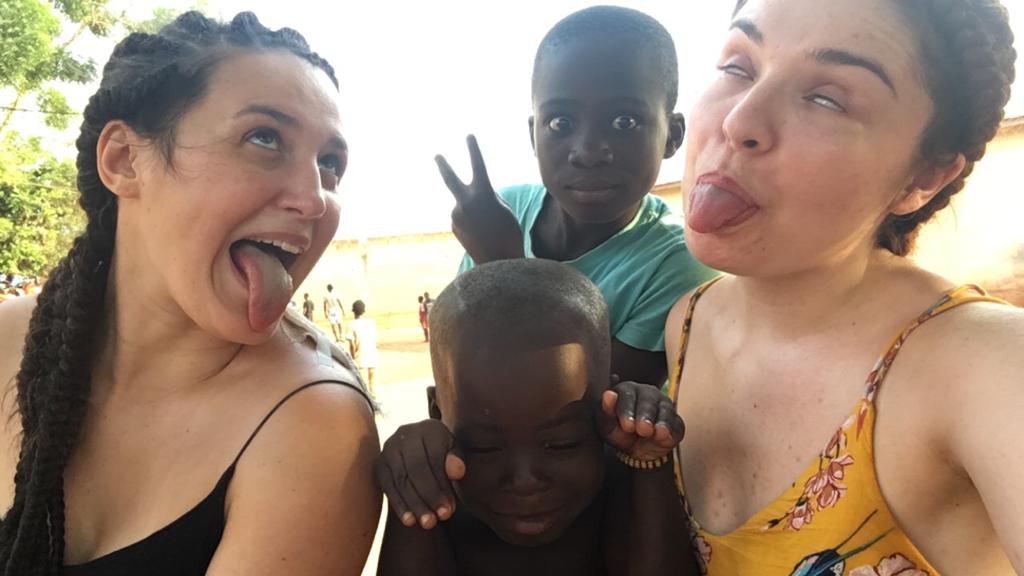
[250,238,304,255]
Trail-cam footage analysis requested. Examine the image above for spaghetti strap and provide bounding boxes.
[668,277,722,404]
[231,379,370,468]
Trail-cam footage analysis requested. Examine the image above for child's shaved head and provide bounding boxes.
[428,260,611,546]
[533,5,679,113]
[429,260,610,412]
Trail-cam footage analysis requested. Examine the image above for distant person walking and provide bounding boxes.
[417,295,429,342]
[323,284,345,341]
[347,300,379,395]
[302,293,315,321]
[422,291,434,321]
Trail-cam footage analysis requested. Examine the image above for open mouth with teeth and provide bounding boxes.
[229,238,303,332]
[232,239,301,270]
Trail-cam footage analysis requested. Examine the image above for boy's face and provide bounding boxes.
[531,37,680,226]
[437,342,605,547]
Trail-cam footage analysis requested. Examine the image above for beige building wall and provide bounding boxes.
[298,232,464,330]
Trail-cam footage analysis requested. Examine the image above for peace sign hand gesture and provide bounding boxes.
[435,135,524,264]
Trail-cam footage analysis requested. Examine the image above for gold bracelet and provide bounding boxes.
[616,450,671,471]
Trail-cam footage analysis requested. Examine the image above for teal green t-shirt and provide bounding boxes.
[458,184,718,352]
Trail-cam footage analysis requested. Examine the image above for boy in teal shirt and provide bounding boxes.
[438,6,716,385]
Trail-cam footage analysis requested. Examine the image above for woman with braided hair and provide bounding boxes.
[0,11,379,576]
[666,0,1022,574]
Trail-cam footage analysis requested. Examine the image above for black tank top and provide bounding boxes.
[62,379,371,576]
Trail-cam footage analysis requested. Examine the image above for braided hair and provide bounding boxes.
[735,0,1016,256]
[0,12,336,574]
[878,0,1016,255]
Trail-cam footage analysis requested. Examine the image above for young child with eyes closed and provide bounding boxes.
[375,260,697,576]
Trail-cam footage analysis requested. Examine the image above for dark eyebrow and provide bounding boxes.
[813,48,897,96]
[729,19,763,45]
[538,97,652,112]
[234,104,298,125]
[236,104,347,150]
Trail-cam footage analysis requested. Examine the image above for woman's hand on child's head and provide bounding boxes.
[375,419,466,530]
[435,135,524,264]
[597,378,685,461]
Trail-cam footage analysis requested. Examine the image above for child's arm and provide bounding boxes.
[598,380,700,576]
[375,420,463,575]
[611,341,668,388]
[375,419,464,529]
[435,135,524,264]
[377,510,456,576]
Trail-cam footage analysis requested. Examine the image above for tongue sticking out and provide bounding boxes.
[231,242,294,332]
[687,183,758,234]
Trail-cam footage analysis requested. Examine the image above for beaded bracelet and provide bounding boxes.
[615,450,671,471]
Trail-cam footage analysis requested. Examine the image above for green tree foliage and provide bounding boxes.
[0,0,189,276]
[0,132,82,276]
[0,0,121,275]
[0,0,108,133]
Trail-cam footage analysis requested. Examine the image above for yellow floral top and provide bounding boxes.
[669,281,1009,576]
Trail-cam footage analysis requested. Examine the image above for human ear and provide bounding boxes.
[663,113,686,160]
[528,116,537,155]
[96,120,143,199]
[427,386,443,420]
[891,154,967,216]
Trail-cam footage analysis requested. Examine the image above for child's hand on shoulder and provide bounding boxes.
[597,377,684,461]
[435,135,524,263]
[375,419,466,530]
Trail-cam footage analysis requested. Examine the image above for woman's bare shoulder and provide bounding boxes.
[0,295,37,412]
[938,300,1024,370]
[0,295,36,504]
[0,294,37,349]
[897,299,1024,418]
[243,309,370,402]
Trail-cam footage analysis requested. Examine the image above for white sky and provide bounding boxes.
[18,0,1024,239]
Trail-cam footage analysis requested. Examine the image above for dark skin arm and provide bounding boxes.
[599,381,699,576]
[375,420,460,575]
[603,460,697,576]
[377,511,456,576]
[611,340,668,389]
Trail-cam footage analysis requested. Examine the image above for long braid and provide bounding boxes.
[876,0,1015,255]
[0,11,336,574]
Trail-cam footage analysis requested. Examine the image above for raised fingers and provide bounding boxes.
[466,135,492,189]
[435,154,469,202]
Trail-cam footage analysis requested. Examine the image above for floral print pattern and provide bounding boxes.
[668,283,1001,576]
[850,553,930,576]
[692,531,712,575]
[764,424,856,531]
